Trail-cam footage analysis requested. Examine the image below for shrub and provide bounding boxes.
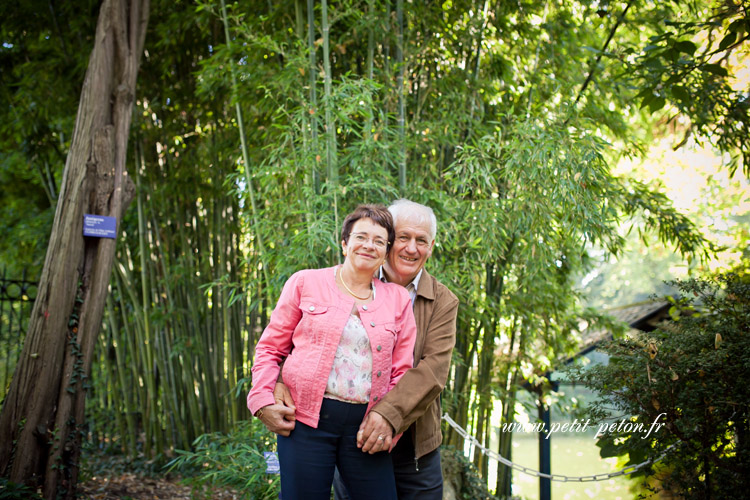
[441,445,498,500]
[0,478,43,500]
[166,420,280,500]
[570,267,750,499]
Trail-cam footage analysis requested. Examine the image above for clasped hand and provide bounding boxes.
[256,383,298,436]
[356,410,394,454]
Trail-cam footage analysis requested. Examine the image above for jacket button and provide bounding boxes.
[377,370,382,377]
[309,305,315,311]
[362,305,368,310]
[376,345,382,351]
[373,396,378,401]
[370,321,376,327]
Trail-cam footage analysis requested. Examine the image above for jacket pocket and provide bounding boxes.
[381,323,399,352]
[297,302,329,344]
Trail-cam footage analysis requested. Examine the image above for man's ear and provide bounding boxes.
[426,240,435,260]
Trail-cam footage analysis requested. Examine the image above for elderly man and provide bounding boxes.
[268,199,458,499]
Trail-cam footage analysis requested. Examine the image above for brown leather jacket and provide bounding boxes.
[372,269,459,458]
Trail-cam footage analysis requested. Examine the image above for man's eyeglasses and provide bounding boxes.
[349,232,388,249]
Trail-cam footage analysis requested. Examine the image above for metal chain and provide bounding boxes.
[442,413,676,482]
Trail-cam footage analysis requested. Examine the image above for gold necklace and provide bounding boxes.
[338,267,372,301]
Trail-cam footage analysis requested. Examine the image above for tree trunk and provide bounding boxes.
[0,1,149,498]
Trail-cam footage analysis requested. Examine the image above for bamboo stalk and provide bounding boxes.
[114,261,158,457]
[384,0,391,89]
[396,0,406,191]
[321,0,339,257]
[149,184,195,442]
[98,321,127,452]
[322,0,336,183]
[173,206,216,437]
[307,0,320,194]
[214,121,244,425]
[212,184,229,432]
[149,184,202,443]
[136,151,190,451]
[105,295,138,455]
[366,0,374,81]
[214,168,234,427]
[219,0,272,297]
[357,0,376,142]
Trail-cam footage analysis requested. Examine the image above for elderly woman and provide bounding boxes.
[247,204,417,500]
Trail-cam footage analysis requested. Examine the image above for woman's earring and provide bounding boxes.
[343,249,348,256]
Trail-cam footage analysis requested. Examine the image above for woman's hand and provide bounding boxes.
[357,411,394,454]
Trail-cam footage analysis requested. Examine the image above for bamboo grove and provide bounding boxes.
[3,0,747,494]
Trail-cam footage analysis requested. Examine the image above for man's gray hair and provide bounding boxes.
[388,199,437,241]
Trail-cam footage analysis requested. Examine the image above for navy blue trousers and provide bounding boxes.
[333,430,444,500]
[277,398,397,500]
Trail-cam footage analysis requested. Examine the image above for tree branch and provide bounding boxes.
[563,0,636,126]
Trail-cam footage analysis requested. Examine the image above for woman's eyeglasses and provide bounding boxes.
[349,232,388,249]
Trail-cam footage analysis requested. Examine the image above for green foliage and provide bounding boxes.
[0,477,43,500]
[440,446,498,500]
[570,265,750,498]
[624,1,750,176]
[165,420,279,500]
[0,1,96,276]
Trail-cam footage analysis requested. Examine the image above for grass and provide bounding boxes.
[509,432,634,500]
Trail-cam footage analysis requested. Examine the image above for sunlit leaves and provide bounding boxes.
[622,1,749,175]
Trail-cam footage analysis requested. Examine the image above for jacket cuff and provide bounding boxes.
[372,402,405,435]
[247,392,276,416]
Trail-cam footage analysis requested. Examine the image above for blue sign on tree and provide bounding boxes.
[83,214,117,239]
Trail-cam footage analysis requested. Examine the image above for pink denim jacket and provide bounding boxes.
[247,266,416,429]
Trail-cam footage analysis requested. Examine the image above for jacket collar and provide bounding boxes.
[415,268,436,301]
[379,266,435,301]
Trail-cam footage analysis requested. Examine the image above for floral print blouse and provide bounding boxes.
[324,314,373,403]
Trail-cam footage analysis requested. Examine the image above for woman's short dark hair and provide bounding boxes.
[340,204,395,251]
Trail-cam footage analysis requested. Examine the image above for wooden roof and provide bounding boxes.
[575,299,671,359]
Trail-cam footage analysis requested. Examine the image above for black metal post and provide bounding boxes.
[538,401,551,500]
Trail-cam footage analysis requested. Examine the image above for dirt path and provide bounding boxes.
[78,473,240,499]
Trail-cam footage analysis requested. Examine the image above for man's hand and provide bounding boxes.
[357,411,394,454]
[256,383,296,436]
[256,403,296,436]
[273,382,296,409]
